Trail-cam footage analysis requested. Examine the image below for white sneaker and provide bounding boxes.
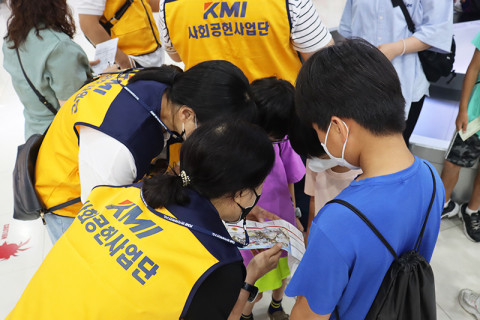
[459,289,480,320]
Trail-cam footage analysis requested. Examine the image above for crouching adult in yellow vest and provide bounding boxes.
[78,0,163,68]
[7,120,282,320]
[35,61,257,244]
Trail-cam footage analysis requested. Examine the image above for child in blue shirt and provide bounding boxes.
[285,39,444,320]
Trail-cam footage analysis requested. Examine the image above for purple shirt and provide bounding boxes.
[242,139,305,265]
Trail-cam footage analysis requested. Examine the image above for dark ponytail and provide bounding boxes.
[142,172,190,208]
[142,120,275,209]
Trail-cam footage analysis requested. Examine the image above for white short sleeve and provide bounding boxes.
[289,0,332,52]
[75,0,107,16]
[78,126,137,202]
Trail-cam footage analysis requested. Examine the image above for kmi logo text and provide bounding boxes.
[204,2,247,19]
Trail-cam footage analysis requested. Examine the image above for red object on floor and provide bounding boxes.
[0,238,30,261]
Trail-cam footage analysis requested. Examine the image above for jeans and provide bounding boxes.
[44,213,75,244]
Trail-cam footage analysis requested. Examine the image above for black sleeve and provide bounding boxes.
[184,261,245,320]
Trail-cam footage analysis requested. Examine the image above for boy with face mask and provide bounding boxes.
[288,117,361,241]
[284,39,445,320]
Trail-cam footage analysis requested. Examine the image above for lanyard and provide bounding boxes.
[140,190,249,248]
[115,71,182,140]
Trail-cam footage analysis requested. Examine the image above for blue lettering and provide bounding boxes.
[107,204,163,238]
[220,2,240,18]
[204,2,246,19]
[241,2,247,17]
[203,2,219,19]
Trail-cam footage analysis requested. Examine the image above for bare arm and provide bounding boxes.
[78,14,133,68]
[291,295,331,320]
[377,36,431,61]
[300,38,334,61]
[305,196,315,244]
[227,244,283,320]
[288,183,296,208]
[167,51,182,62]
[457,48,480,132]
[148,0,160,12]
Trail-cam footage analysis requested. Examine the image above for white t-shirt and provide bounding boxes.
[76,0,164,67]
[304,163,362,214]
[158,0,332,55]
[78,126,170,202]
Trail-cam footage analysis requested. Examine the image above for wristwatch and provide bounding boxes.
[242,282,259,302]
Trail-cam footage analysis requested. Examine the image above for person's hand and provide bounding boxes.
[245,243,283,282]
[101,63,122,73]
[116,49,134,69]
[378,41,403,61]
[456,109,469,133]
[296,217,304,232]
[247,206,281,222]
[89,59,100,67]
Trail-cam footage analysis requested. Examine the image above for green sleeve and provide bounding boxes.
[45,39,92,101]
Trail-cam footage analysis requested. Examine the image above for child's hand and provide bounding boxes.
[456,110,469,133]
[247,206,281,222]
[296,217,304,232]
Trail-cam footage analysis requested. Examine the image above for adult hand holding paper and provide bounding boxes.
[91,38,119,75]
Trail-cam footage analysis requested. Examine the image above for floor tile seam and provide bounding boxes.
[436,303,454,320]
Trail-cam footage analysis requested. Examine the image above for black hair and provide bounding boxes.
[129,60,257,123]
[288,113,326,158]
[251,77,295,140]
[295,38,406,135]
[142,120,275,208]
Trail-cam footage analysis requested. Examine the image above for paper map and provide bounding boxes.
[226,219,306,262]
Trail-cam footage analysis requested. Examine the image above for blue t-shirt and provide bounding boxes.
[285,157,444,319]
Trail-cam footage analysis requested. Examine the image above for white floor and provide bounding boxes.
[0,2,479,319]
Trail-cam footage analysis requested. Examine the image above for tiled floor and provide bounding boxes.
[1,1,479,319]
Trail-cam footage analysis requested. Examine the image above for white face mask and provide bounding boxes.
[320,121,360,171]
[308,157,337,173]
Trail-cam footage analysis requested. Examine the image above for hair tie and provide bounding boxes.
[180,170,191,187]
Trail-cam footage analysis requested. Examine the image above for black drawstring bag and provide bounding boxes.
[330,163,437,320]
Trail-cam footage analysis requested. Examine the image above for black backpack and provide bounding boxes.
[329,163,437,320]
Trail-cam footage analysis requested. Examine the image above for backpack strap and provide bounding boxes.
[326,161,437,258]
[414,163,436,252]
[15,48,58,116]
[46,197,81,213]
[100,0,134,33]
[391,0,416,33]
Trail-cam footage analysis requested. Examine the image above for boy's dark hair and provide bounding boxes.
[142,120,275,208]
[295,39,406,135]
[288,114,326,159]
[130,60,257,124]
[251,77,295,140]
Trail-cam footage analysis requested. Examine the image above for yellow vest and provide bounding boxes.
[102,0,161,56]
[164,0,302,84]
[35,72,169,217]
[7,185,244,319]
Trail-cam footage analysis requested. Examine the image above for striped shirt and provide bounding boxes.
[159,0,332,55]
